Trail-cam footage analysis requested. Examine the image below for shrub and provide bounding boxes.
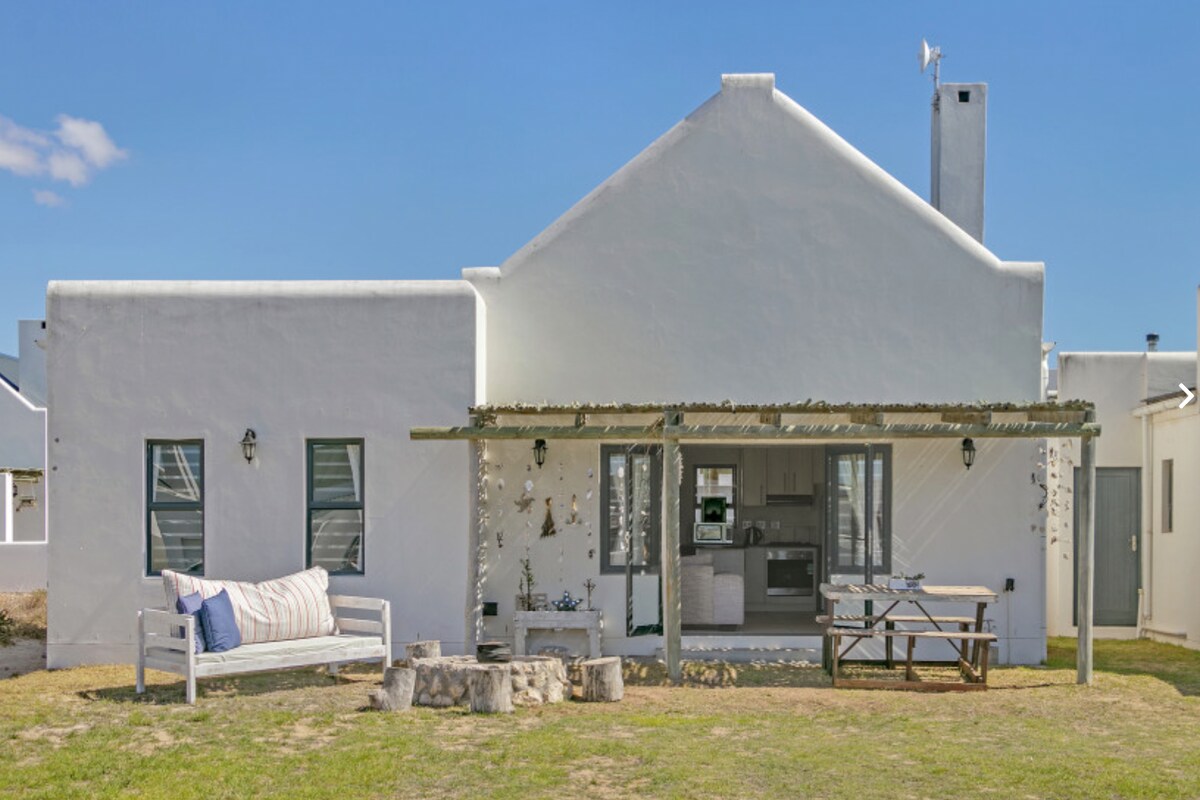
[0,609,13,647]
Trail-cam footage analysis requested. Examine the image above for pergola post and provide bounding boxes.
[1076,431,1096,685]
[661,410,683,683]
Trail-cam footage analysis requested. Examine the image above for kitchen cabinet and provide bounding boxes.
[765,449,814,496]
[742,449,767,506]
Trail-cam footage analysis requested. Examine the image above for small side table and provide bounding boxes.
[513,610,602,659]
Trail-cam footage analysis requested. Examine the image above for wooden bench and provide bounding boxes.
[826,627,997,692]
[136,594,391,704]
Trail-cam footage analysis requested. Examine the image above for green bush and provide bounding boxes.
[0,609,13,647]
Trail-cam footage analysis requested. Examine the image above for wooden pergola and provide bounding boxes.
[411,400,1100,685]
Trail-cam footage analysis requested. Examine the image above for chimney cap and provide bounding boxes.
[1146,333,1160,351]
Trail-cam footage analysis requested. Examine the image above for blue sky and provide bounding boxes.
[0,2,1196,360]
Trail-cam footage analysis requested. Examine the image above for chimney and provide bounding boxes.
[1146,333,1159,352]
[931,82,987,243]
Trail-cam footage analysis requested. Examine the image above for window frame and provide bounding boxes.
[599,444,662,576]
[306,438,366,576]
[826,444,892,577]
[145,439,205,577]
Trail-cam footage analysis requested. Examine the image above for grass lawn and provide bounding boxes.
[0,637,1198,799]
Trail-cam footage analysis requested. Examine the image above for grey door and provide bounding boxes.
[1074,467,1140,626]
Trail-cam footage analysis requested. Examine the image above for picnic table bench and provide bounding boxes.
[820,583,998,692]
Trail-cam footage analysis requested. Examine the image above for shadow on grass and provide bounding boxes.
[79,664,379,705]
[1046,637,1200,696]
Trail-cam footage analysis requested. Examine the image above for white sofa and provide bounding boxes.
[681,553,745,627]
[136,594,391,704]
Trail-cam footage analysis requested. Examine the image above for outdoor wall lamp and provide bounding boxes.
[533,439,547,468]
[961,437,976,470]
[241,429,257,464]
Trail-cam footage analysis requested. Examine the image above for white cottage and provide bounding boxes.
[1050,309,1200,652]
[0,320,48,591]
[45,74,1095,676]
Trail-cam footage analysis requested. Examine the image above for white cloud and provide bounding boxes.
[32,189,65,207]
[0,112,126,199]
[54,115,127,169]
[47,151,89,186]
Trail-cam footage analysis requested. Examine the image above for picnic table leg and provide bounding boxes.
[885,620,895,670]
[905,635,916,682]
[980,637,990,686]
[959,622,969,674]
[831,631,841,687]
[971,602,986,669]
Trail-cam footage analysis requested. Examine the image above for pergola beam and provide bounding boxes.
[410,422,1101,442]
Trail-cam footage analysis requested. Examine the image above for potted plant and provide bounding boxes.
[888,572,925,590]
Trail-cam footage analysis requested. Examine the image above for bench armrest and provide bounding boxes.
[328,594,388,612]
[138,608,195,654]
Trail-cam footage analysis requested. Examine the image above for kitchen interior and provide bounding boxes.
[681,445,825,636]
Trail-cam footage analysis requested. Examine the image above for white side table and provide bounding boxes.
[513,610,602,659]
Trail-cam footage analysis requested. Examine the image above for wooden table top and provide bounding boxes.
[819,583,998,603]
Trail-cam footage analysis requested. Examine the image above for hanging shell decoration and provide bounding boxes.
[540,497,557,538]
[565,494,581,525]
[496,531,504,548]
[514,491,534,514]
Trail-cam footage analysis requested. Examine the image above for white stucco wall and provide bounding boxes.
[1047,351,1197,637]
[46,281,479,667]
[473,74,1042,406]
[1143,405,1199,648]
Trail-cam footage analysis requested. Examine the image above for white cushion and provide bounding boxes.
[162,567,337,645]
[194,634,382,666]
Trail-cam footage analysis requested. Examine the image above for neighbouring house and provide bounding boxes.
[0,320,48,592]
[1049,314,1200,651]
[46,73,1095,674]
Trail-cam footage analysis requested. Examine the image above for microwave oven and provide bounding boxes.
[694,522,732,545]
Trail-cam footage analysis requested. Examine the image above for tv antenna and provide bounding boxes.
[918,38,943,88]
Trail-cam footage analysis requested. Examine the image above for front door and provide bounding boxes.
[1075,467,1140,626]
[825,445,892,584]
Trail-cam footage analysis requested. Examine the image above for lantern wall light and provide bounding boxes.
[241,429,257,464]
[961,437,976,470]
[533,439,547,468]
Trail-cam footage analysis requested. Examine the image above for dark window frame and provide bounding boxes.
[306,438,366,576]
[599,444,662,576]
[145,439,205,577]
[826,444,893,577]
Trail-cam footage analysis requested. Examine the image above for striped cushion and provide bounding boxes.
[162,567,337,644]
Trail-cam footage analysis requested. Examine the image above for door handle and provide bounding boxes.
[1131,535,1138,552]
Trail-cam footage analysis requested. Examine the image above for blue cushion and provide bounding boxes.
[175,591,207,654]
[199,589,242,652]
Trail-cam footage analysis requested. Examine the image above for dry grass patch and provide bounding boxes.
[0,590,46,641]
[0,640,1197,798]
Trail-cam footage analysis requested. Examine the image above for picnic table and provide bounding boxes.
[818,583,998,692]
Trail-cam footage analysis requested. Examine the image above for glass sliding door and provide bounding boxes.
[825,445,891,583]
[601,446,663,637]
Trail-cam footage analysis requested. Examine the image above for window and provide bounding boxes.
[1162,459,1174,533]
[957,90,971,103]
[307,440,365,574]
[600,445,661,574]
[827,445,891,575]
[146,441,204,576]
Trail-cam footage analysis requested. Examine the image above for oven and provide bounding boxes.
[766,546,817,596]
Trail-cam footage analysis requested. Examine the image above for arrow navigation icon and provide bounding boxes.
[1180,384,1195,409]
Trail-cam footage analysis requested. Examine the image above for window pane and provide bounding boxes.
[607,454,628,566]
[629,454,653,567]
[310,509,363,573]
[148,509,204,574]
[151,444,202,503]
[871,452,885,569]
[311,443,362,504]
[834,453,866,568]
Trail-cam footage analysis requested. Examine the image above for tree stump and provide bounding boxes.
[581,656,623,702]
[369,667,416,712]
[405,640,441,662]
[468,664,513,714]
